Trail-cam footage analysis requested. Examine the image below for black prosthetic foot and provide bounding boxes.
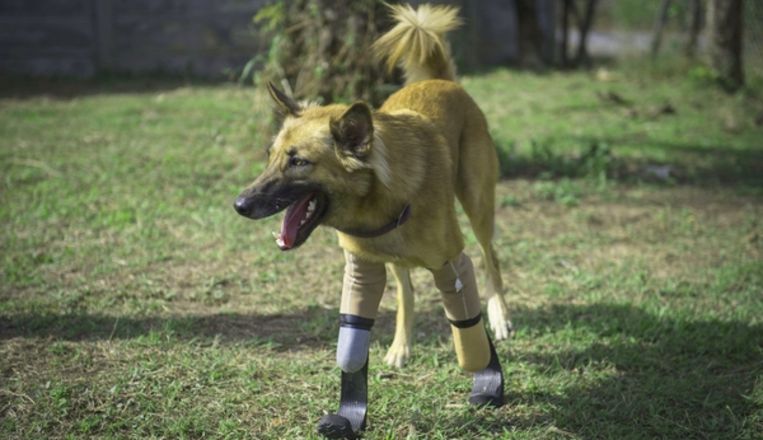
[317,360,368,439]
[469,337,504,407]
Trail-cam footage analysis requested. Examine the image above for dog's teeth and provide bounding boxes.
[308,199,316,211]
[276,237,285,247]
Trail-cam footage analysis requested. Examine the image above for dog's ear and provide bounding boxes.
[267,81,301,117]
[330,102,374,159]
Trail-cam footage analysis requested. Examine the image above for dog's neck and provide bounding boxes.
[335,203,411,238]
[330,111,427,234]
[369,113,427,196]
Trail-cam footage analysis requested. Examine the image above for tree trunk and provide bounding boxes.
[516,0,543,67]
[651,0,673,58]
[708,0,744,91]
[560,0,571,67]
[574,0,599,66]
[686,0,704,58]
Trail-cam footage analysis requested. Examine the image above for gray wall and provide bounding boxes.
[0,0,556,78]
[0,0,266,78]
[408,0,557,68]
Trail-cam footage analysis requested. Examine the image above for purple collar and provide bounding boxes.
[337,204,411,238]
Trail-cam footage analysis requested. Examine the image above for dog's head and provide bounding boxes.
[234,82,387,251]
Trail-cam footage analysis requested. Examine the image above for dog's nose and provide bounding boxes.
[233,196,253,217]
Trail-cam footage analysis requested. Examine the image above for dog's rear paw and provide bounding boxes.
[487,296,514,341]
[491,319,514,341]
[384,341,410,368]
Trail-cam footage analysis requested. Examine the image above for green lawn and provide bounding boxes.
[1,66,762,439]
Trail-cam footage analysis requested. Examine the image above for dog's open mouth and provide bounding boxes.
[275,192,328,251]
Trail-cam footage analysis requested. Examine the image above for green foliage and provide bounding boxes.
[536,141,612,182]
[599,0,690,31]
[245,0,397,107]
[687,64,721,85]
[533,178,584,206]
[253,2,286,34]
[465,64,763,187]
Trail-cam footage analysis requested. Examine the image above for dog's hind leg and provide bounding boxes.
[384,264,415,368]
[431,252,504,407]
[455,127,514,341]
[481,242,513,340]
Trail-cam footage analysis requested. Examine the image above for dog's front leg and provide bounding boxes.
[317,252,386,439]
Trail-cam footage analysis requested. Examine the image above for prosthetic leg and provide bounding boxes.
[318,252,504,439]
[317,252,386,439]
[431,252,504,407]
[317,359,368,439]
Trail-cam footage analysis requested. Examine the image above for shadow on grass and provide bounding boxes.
[497,137,763,188]
[509,303,761,439]
[0,74,227,100]
[0,302,445,349]
[0,306,347,349]
[2,303,760,438]
[404,303,761,439]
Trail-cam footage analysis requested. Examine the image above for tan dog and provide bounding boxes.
[235,3,512,368]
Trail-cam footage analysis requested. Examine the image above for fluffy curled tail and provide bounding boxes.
[372,3,461,84]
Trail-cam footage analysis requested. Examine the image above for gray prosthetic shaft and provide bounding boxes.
[336,315,374,373]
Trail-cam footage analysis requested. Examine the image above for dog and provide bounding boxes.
[235,3,512,436]
[235,2,512,365]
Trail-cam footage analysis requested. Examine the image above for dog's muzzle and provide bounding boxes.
[233,193,275,219]
[233,195,253,217]
[233,192,283,219]
[233,182,330,251]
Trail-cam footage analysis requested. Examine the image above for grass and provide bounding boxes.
[1,63,762,439]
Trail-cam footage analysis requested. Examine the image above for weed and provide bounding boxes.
[533,179,583,206]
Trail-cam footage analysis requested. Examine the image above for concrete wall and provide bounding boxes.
[0,0,555,78]
[0,0,266,78]
[408,0,557,69]
[0,0,98,76]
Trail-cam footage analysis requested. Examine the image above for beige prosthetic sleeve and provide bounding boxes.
[430,252,490,372]
[336,251,387,372]
[339,251,387,319]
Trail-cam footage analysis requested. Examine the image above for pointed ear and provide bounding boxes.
[267,81,301,116]
[330,102,374,159]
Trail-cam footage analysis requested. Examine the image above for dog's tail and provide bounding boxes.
[373,3,461,84]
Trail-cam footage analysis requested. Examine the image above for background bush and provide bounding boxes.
[245,0,399,107]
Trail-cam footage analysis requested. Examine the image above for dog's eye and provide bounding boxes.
[288,156,311,168]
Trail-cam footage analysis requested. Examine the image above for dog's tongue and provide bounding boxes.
[278,194,313,249]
